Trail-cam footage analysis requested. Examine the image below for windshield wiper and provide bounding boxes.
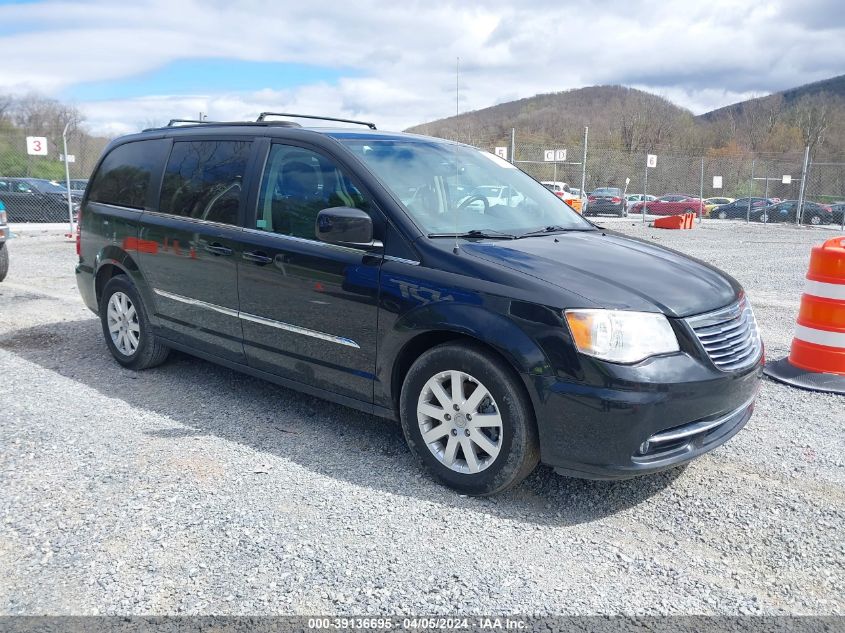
[518,225,593,238]
[427,229,517,240]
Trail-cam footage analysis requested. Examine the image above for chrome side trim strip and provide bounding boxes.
[152,288,360,348]
[239,311,360,348]
[141,209,245,232]
[241,227,382,257]
[383,255,421,266]
[647,396,756,444]
[153,288,240,318]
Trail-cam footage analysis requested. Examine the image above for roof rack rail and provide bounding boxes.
[166,118,219,126]
[257,112,377,130]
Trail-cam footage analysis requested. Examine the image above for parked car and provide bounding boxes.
[0,201,8,282]
[711,198,776,220]
[585,187,627,217]
[630,194,704,216]
[0,177,80,222]
[753,200,835,225]
[75,115,763,495]
[462,185,525,209]
[64,178,89,198]
[569,187,589,213]
[703,197,734,217]
[831,202,845,225]
[540,181,583,212]
[625,193,656,206]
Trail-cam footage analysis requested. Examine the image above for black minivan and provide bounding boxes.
[75,115,763,495]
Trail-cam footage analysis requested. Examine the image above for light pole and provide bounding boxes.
[62,121,75,235]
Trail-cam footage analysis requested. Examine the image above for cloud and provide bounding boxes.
[1,0,843,135]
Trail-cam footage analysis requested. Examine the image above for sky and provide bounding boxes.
[1,0,844,136]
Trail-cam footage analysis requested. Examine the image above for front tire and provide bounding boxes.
[99,275,170,370]
[717,210,728,219]
[399,342,540,496]
[0,243,8,282]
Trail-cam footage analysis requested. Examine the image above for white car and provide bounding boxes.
[541,181,583,212]
[625,193,656,205]
[463,185,525,209]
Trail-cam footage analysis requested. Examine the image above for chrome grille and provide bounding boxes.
[686,298,762,371]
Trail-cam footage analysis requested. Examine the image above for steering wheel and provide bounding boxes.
[457,194,489,213]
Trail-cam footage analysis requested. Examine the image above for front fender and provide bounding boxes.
[377,300,555,412]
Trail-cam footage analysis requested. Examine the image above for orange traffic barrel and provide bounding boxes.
[765,236,845,394]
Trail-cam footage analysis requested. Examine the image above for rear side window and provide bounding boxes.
[159,140,251,225]
[88,140,168,209]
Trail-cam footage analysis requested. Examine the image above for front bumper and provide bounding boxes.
[526,351,763,479]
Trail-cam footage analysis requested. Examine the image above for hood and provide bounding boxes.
[461,230,740,318]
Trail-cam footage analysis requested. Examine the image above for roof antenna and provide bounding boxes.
[453,56,460,254]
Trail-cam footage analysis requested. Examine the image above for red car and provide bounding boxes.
[630,194,705,216]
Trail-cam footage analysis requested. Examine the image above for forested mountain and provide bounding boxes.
[407,75,845,161]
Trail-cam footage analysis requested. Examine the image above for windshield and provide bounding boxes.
[592,188,621,196]
[338,139,594,236]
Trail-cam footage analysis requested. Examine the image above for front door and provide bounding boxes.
[236,142,382,404]
[138,138,255,363]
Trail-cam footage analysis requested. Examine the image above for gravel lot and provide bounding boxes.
[0,221,843,616]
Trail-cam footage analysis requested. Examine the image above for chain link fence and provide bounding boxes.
[431,127,845,231]
[0,128,106,223]
[1,126,843,230]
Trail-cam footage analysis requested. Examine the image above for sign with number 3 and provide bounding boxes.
[26,136,48,156]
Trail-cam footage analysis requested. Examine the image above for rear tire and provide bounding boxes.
[399,342,539,496]
[0,243,8,282]
[99,275,170,370]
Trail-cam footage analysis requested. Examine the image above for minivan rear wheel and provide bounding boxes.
[0,243,8,282]
[99,275,169,370]
[399,342,539,495]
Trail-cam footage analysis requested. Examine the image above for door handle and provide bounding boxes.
[243,250,273,265]
[205,242,233,256]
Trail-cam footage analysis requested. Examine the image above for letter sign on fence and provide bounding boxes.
[782,175,792,184]
[646,154,657,168]
[544,150,555,162]
[26,136,48,156]
[555,149,567,161]
[494,147,508,160]
[713,176,723,189]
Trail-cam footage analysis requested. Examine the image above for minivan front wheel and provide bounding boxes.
[99,275,169,370]
[399,342,539,495]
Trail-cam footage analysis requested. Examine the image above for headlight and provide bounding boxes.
[564,309,679,363]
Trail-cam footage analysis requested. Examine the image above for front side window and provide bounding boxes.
[255,144,371,240]
[336,138,592,236]
[89,139,168,209]
[159,140,251,225]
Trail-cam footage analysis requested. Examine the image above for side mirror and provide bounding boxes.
[315,207,377,248]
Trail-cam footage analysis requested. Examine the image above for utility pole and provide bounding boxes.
[796,145,810,225]
[580,126,588,197]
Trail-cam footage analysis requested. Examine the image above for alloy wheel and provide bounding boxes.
[417,370,503,474]
[107,291,141,356]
